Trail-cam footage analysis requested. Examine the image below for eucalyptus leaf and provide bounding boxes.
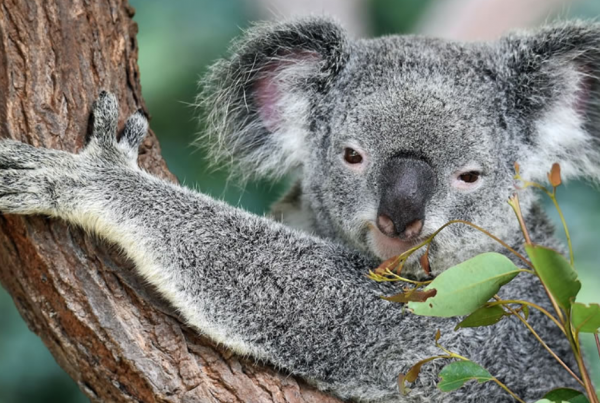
[408,253,519,317]
[437,361,494,392]
[454,305,507,330]
[522,304,530,320]
[543,387,590,403]
[525,245,581,312]
[571,302,600,334]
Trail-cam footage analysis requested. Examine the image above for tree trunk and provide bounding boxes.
[0,1,342,402]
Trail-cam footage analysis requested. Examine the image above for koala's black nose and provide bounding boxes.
[376,158,435,239]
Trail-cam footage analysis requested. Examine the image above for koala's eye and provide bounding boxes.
[344,148,363,164]
[458,171,480,183]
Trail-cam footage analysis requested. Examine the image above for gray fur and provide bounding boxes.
[1,18,598,402]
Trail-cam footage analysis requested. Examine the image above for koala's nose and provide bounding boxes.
[377,214,423,239]
[376,157,435,240]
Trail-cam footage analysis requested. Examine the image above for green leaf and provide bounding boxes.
[571,302,600,334]
[437,361,494,392]
[408,253,519,317]
[525,245,581,312]
[454,305,508,330]
[522,304,530,320]
[543,387,590,403]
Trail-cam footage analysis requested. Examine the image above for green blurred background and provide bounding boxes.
[1,1,599,401]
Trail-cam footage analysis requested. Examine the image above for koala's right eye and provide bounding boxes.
[459,171,480,183]
[452,166,484,191]
[344,148,363,164]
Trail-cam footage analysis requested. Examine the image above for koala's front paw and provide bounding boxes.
[0,91,148,216]
[0,140,75,215]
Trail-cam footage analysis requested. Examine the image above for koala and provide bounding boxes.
[1,17,599,403]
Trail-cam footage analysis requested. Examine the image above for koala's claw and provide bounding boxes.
[91,91,119,146]
[120,110,148,151]
[89,91,148,158]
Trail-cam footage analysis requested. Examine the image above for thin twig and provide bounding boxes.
[518,180,575,266]
[508,194,532,245]
[502,304,584,387]
[549,193,575,266]
[507,193,565,323]
[568,324,600,403]
[487,299,565,335]
[493,379,527,403]
[369,269,433,285]
[414,219,533,269]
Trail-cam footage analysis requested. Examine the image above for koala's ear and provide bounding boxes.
[498,21,600,183]
[198,17,349,179]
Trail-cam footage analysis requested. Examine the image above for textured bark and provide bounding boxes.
[0,1,342,402]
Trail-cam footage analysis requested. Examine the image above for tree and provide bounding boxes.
[0,1,342,401]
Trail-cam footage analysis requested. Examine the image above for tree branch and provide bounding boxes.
[0,1,341,401]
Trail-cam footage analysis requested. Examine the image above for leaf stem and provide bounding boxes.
[517,180,574,266]
[508,194,532,245]
[576,351,599,403]
[502,303,584,387]
[567,322,600,403]
[368,269,432,285]
[507,193,565,324]
[492,379,526,403]
[401,219,533,269]
[487,299,565,335]
[371,217,535,276]
[548,192,575,266]
[435,344,470,362]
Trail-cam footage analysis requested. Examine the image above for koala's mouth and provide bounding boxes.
[366,224,427,261]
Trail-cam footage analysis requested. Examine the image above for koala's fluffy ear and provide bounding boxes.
[198,18,349,179]
[499,21,600,183]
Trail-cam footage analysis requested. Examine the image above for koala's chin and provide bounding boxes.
[366,224,421,261]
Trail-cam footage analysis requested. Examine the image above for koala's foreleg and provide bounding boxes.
[0,92,408,397]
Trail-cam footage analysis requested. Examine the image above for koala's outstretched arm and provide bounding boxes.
[0,93,571,402]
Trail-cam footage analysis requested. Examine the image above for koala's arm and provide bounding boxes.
[0,93,573,403]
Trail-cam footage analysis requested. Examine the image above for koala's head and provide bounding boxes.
[200,18,600,275]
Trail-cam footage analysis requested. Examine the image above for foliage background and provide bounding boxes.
[0,1,598,401]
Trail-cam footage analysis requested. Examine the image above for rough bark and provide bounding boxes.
[0,1,342,402]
